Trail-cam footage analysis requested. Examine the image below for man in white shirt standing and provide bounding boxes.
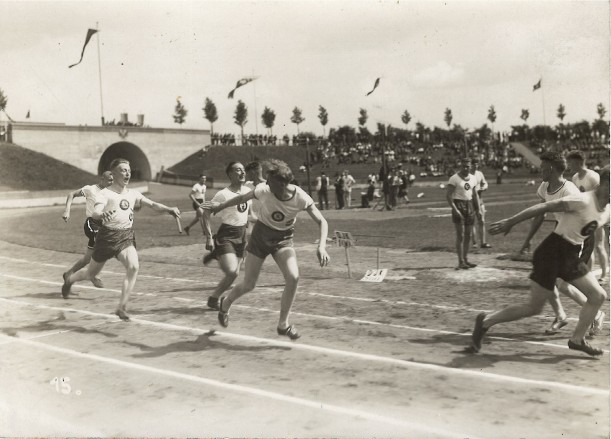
[184,174,207,236]
[62,171,114,289]
[446,158,480,270]
[567,150,608,282]
[342,170,356,208]
[471,159,491,249]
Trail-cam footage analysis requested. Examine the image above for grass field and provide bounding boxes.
[0,180,608,438]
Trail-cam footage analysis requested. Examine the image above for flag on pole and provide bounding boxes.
[26,110,30,119]
[533,79,541,91]
[366,78,381,96]
[69,28,98,68]
[228,77,257,99]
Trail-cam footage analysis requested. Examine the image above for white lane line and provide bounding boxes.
[0,333,476,439]
[0,297,607,397]
[0,321,112,346]
[1,273,608,353]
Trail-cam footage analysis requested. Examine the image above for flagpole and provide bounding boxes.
[252,69,259,138]
[540,79,546,127]
[96,22,105,126]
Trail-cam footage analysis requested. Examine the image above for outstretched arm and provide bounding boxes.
[203,191,255,213]
[490,198,567,236]
[306,204,330,267]
[140,196,181,218]
[62,189,84,222]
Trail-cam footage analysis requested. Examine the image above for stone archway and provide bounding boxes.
[98,142,152,181]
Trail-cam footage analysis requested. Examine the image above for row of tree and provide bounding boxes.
[179,96,608,141]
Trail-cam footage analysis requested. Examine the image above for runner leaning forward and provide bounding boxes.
[61,158,180,321]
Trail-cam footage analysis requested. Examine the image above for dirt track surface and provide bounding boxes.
[0,231,609,438]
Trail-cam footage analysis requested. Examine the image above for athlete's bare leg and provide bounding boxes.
[209,252,241,300]
[115,246,139,320]
[272,247,300,330]
[454,223,466,266]
[221,251,265,310]
[568,273,607,343]
[483,281,550,327]
[66,248,104,288]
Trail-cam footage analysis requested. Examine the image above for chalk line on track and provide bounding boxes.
[0,332,477,439]
[0,296,607,396]
[1,272,608,354]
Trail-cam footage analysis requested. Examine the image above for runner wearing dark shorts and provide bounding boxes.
[471,169,610,357]
[202,162,251,310]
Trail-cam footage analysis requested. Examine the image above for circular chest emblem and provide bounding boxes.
[271,211,285,222]
[237,202,248,213]
[579,186,586,192]
[119,199,130,210]
[464,183,471,191]
[581,220,598,237]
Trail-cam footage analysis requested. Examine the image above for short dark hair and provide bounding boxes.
[199,174,206,178]
[566,150,586,163]
[540,151,566,173]
[245,161,261,172]
[109,158,129,170]
[225,161,242,176]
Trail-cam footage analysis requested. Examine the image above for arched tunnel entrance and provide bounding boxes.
[98,142,152,181]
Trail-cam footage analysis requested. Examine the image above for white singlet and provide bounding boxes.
[191,183,207,200]
[212,186,251,226]
[448,173,477,201]
[572,169,600,192]
[97,188,143,230]
[81,184,105,218]
[536,180,580,222]
[245,181,263,223]
[555,191,610,245]
[254,184,314,231]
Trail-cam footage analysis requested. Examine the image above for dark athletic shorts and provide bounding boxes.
[246,221,294,259]
[92,227,136,263]
[530,233,590,291]
[83,217,102,249]
[209,223,247,260]
[192,198,204,211]
[452,199,475,226]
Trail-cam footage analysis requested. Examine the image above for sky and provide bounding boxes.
[0,0,609,137]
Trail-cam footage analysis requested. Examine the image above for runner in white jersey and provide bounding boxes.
[518,152,604,335]
[62,158,180,321]
[61,171,114,290]
[567,150,608,282]
[471,167,610,357]
[470,160,491,249]
[446,158,480,270]
[184,174,207,236]
[202,162,251,310]
[204,159,330,340]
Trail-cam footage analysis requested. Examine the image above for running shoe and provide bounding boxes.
[277,325,301,340]
[92,277,104,288]
[545,317,568,335]
[481,243,492,249]
[456,263,470,270]
[207,297,219,310]
[218,297,229,328]
[114,309,131,321]
[465,261,477,268]
[588,311,605,337]
[568,339,603,357]
[471,312,488,353]
[61,272,72,299]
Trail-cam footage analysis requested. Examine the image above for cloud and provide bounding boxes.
[411,61,465,89]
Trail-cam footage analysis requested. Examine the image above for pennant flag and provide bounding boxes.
[25,110,30,119]
[228,77,257,99]
[366,78,381,96]
[69,28,98,68]
[532,79,541,91]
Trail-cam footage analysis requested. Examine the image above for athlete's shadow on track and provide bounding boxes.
[131,305,212,316]
[158,286,215,293]
[1,312,118,338]
[17,292,94,301]
[122,331,291,358]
